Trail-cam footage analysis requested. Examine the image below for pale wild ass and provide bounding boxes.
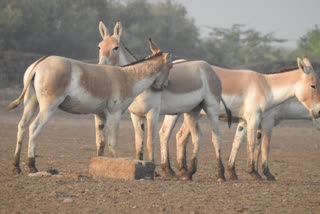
[98,21,232,181]
[227,58,320,180]
[8,39,173,174]
[160,56,320,180]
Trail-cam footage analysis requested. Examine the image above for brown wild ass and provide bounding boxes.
[8,40,172,174]
[160,56,320,180]
[98,21,232,181]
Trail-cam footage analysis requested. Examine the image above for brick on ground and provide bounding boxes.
[88,157,155,180]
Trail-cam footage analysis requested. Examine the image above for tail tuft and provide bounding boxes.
[221,97,232,128]
[7,99,21,111]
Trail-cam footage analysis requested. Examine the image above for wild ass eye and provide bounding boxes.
[113,46,119,51]
[311,85,316,89]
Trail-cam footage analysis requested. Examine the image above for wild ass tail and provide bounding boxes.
[7,56,49,111]
[221,97,232,128]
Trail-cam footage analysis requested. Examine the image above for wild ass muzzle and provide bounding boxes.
[8,39,172,174]
[97,21,232,181]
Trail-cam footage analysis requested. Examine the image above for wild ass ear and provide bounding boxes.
[149,38,160,54]
[99,21,109,39]
[297,57,312,74]
[303,56,314,72]
[113,22,122,41]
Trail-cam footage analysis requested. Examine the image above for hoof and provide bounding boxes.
[164,169,176,178]
[249,171,262,180]
[217,175,226,182]
[179,170,192,181]
[12,166,21,174]
[217,177,226,183]
[153,171,161,177]
[266,173,276,181]
[29,167,38,173]
[228,168,238,180]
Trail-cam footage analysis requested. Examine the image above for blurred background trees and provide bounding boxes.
[0,0,318,67]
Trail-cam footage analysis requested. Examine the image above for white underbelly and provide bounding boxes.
[220,94,245,118]
[160,90,204,115]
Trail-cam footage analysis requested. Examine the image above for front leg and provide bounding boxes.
[260,120,276,180]
[94,114,106,156]
[146,109,160,163]
[159,115,180,177]
[246,117,262,180]
[130,112,145,160]
[106,111,122,158]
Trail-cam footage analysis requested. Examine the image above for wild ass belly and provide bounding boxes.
[159,89,204,115]
[219,94,246,119]
[59,89,106,115]
[128,89,162,117]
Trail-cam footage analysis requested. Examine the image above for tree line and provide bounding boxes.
[1,0,319,68]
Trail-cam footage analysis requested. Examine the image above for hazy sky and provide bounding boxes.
[174,0,320,48]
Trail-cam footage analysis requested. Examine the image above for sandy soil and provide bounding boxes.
[0,91,320,214]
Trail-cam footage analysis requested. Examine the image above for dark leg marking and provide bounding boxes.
[12,155,21,174]
[262,162,276,181]
[98,124,104,130]
[27,157,38,173]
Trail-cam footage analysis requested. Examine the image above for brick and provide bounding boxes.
[88,157,155,180]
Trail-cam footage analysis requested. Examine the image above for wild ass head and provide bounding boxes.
[147,39,172,89]
[98,21,135,65]
[296,57,320,119]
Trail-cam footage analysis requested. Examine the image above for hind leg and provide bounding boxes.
[27,98,62,173]
[181,110,201,180]
[176,122,191,178]
[131,113,145,160]
[13,87,38,174]
[205,105,226,182]
[159,115,180,177]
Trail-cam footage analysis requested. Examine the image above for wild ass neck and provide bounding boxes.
[119,42,137,65]
[263,69,301,110]
[121,58,163,97]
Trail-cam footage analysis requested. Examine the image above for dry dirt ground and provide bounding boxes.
[0,90,320,214]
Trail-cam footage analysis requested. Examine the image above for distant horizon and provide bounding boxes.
[170,0,320,48]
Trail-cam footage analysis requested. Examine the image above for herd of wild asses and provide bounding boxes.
[7,21,320,182]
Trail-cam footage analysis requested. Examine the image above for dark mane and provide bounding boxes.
[121,51,163,67]
[120,41,138,60]
[276,66,299,73]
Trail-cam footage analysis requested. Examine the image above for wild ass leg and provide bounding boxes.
[159,115,180,177]
[260,121,276,180]
[146,109,160,163]
[228,121,247,180]
[253,129,262,173]
[13,87,38,174]
[176,122,191,178]
[181,111,201,181]
[95,114,106,156]
[106,111,122,158]
[205,106,226,182]
[131,113,145,160]
[27,98,62,173]
[246,117,262,180]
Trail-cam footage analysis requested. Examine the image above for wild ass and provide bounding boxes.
[159,56,320,180]
[98,21,231,181]
[227,57,320,180]
[8,40,173,174]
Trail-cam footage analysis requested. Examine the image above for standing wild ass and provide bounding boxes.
[98,21,232,181]
[160,57,320,180]
[8,40,173,174]
[227,58,320,180]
